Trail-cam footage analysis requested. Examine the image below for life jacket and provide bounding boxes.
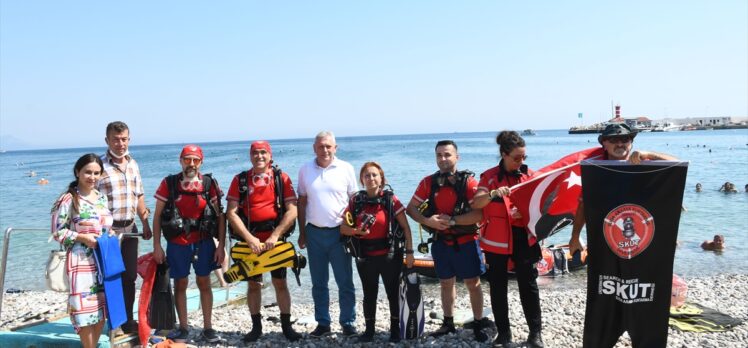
[419,170,479,237]
[228,165,296,240]
[160,173,220,241]
[479,163,534,254]
[342,188,405,259]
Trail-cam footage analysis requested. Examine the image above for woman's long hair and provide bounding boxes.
[51,153,104,216]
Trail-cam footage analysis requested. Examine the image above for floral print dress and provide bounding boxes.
[51,191,113,332]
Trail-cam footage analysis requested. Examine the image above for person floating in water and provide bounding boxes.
[695,183,702,192]
[719,182,738,193]
[37,178,49,185]
[701,235,725,251]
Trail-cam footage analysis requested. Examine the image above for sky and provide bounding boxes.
[1,1,746,150]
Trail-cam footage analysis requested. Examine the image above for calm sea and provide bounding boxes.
[1,129,747,294]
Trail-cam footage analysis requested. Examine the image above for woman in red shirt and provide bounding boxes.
[341,162,414,343]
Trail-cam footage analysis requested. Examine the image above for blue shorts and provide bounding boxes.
[431,239,485,280]
[166,238,220,279]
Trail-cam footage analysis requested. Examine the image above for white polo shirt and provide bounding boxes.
[297,157,359,228]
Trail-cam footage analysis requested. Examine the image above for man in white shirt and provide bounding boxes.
[297,131,359,338]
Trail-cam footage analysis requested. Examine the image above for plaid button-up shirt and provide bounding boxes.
[97,152,144,222]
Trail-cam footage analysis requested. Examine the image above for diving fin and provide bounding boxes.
[223,259,254,283]
[399,269,425,339]
[291,254,307,286]
[230,242,260,262]
[225,241,307,284]
[149,262,176,330]
[245,241,297,277]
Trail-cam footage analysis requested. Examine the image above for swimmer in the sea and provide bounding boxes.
[701,235,725,251]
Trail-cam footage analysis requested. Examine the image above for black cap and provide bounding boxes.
[599,123,636,144]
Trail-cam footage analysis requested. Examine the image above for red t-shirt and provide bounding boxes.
[155,173,223,245]
[342,192,405,256]
[226,169,297,240]
[412,173,479,245]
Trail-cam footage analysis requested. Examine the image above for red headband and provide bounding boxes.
[250,140,272,157]
[180,144,203,160]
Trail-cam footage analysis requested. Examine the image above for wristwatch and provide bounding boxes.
[449,216,456,227]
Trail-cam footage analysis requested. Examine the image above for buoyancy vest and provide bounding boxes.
[342,188,405,259]
[228,165,296,240]
[160,173,220,241]
[479,163,536,255]
[419,170,478,237]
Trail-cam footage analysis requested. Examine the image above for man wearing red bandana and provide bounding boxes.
[152,144,226,343]
[226,140,302,343]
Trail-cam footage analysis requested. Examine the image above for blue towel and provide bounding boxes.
[94,234,127,330]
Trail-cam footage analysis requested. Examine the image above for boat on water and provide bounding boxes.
[652,123,682,132]
[521,129,536,136]
[406,244,587,279]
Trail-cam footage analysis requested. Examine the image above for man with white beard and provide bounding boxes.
[152,144,226,343]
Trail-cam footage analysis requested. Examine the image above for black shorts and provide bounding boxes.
[248,267,286,282]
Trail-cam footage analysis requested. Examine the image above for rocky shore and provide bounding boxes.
[1,274,746,347]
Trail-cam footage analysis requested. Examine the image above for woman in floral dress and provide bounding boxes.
[51,153,112,348]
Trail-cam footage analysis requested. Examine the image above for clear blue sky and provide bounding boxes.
[1,1,746,150]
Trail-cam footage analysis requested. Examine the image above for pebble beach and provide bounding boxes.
[2,273,745,347]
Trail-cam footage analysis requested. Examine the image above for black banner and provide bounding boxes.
[581,161,688,348]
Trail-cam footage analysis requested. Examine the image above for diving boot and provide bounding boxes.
[389,317,401,343]
[430,316,456,337]
[280,313,301,342]
[527,330,545,348]
[493,330,512,348]
[357,318,375,343]
[242,314,262,343]
[472,317,489,342]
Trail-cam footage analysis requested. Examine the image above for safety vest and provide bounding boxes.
[342,188,405,258]
[419,170,478,236]
[160,173,220,241]
[479,163,536,254]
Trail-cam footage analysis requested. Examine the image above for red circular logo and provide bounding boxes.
[603,204,655,259]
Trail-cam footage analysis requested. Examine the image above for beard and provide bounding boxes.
[183,168,199,179]
[610,146,630,159]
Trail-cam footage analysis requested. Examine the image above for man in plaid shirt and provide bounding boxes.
[97,121,152,334]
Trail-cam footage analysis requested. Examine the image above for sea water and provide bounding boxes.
[1,129,746,295]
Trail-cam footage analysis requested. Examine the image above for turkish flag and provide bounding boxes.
[509,147,605,240]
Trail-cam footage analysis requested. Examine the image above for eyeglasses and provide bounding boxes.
[181,157,202,165]
[604,136,633,144]
[504,153,528,162]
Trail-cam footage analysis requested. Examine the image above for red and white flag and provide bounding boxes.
[510,147,605,240]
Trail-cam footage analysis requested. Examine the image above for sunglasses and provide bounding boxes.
[604,136,633,144]
[181,157,202,165]
[504,153,528,162]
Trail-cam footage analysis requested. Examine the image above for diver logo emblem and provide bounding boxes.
[603,204,654,259]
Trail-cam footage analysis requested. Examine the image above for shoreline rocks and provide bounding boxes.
[1,274,746,347]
